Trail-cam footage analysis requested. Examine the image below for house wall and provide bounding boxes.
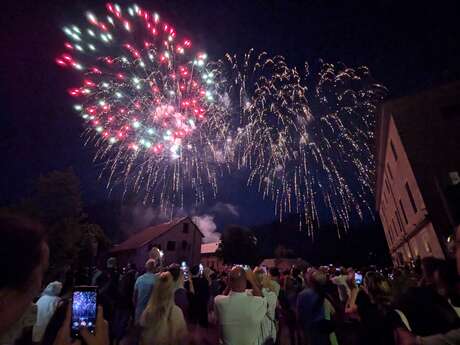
[201,254,224,272]
[377,114,444,265]
[128,219,202,269]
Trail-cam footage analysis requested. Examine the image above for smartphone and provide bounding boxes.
[181,261,189,280]
[71,286,97,338]
[355,273,363,285]
[199,263,204,276]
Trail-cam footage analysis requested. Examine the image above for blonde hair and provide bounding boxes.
[254,267,276,293]
[142,271,175,324]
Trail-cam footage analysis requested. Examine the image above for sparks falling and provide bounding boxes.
[211,50,387,235]
[56,3,231,211]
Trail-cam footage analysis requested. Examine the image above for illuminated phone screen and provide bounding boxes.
[71,290,97,337]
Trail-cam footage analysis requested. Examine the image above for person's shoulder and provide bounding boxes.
[214,294,229,304]
[298,287,313,297]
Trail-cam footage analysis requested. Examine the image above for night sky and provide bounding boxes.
[2,0,460,231]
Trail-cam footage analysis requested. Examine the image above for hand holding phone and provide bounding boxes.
[53,304,109,345]
[71,286,97,338]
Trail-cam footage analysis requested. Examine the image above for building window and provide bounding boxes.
[182,240,188,250]
[167,241,176,251]
[183,223,189,233]
[392,219,398,239]
[387,163,394,180]
[405,182,417,213]
[395,210,404,234]
[399,200,408,224]
[390,140,398,161]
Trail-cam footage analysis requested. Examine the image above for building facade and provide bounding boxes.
[200,242,224,271]
[111,217,203,269]
[375,82,460,265]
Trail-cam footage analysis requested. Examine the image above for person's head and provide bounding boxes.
[167,264,184,288]
[106,257,117,270]
[291,266,300,277]
[421,257,444,285]
[253,267,275,292]
[346,268,357,289]
[269,267,280,280]
[228,266,247,292]
[143,272,175,323]
[364,271,392,307]
[0,214,49,335]
[127,262,136,271]
[190,265,200,277]
[42,281,62,297]
[433,259,458,298]
[145,258,157,273]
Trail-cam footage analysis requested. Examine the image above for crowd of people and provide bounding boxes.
[1,213,460,345]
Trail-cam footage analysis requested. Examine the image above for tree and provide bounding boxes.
[3,169,111,280]
[218,225,259,265]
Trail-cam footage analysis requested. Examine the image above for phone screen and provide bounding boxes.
[355,273,363,285]
[181,261,189,280]
[71,288,97,337]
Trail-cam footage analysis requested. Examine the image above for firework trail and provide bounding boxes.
[56,3,387,233]
[211,50,387,235]
[56,3,231,212]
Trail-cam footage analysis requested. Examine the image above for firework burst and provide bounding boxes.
[212,50,387,235]
[56,3,230,211]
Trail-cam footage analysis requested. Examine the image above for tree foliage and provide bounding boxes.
[218,225,259,265]
[3,168,111,279]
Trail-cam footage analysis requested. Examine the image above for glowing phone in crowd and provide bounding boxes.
[181,261,189,280]
[71,286,97,338]
[355,273,363,285]
[199,263,204,275]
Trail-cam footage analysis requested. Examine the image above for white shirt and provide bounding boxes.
[331,275,350,302]
[32,295,61,342]
[214,291,267,345]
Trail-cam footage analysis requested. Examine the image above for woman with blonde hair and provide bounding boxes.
[140,272,188,345]
[252,267,278,345]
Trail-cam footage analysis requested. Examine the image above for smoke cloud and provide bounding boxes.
[192,214,221,243]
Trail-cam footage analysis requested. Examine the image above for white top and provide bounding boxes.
[32,295,61,342]
[331,275,350,302]
[215,291,267,345]
[140,305,187,345]
[254,288,278,345]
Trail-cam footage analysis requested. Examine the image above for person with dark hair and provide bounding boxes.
[297,270,338,345]
[0,214,49,342]
[95,257,119,343]
[269,267,281,297]
[186,265,210,328]
[355,271,401,345]
[112,263,137,344]
[168,264,192,320]
[420,257,444,287]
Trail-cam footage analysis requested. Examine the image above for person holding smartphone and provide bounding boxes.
[214,266,267,345]
[53,304,109,345]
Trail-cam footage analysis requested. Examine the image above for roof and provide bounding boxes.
[260,258,307,268]
[111,217,202,253]
[201,242,220,254]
